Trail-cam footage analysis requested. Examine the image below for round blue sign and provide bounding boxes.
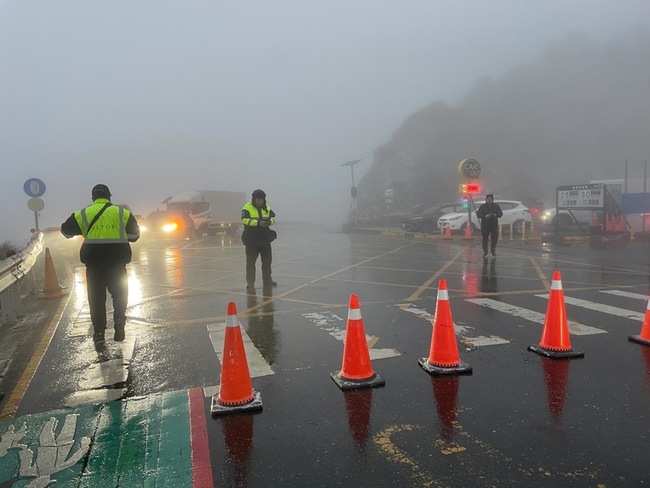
[24,178,46,197]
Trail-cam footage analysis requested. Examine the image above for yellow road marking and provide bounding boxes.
[406,247,466,302]
[529,256,551,291]
[0,293,71,419]
[373,424,440,487]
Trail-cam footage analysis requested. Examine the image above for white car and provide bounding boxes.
[438,200,532,235]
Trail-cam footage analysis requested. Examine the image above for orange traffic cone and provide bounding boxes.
[462,222,473,240]
[39,247,66,298]
[211,302,263,415]
[629,297,650,346]
[528,271,584,359]
[331,294,385,389]
[443,225,452,240]
[418,280,472,375]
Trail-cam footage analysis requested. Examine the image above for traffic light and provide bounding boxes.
[458,183,481,194]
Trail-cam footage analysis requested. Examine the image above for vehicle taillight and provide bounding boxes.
[163,222,179,233]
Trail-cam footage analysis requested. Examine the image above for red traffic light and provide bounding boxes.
[458,183,481,194]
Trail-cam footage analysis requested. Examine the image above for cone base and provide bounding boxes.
[330,371,385,390]
[418,358,473,376]
[528,344,584,359]
[38,286,67,299]
[629,335,650,346]
[211,390,263,416]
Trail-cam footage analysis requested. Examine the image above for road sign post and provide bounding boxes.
[24,178,46,232]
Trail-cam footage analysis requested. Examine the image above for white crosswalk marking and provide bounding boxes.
[466,298,606,335]
[207,322,275,378]
[599,290,649,301]
[535,294,644,322]
[399,303,510,346]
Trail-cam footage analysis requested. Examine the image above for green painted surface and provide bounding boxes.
[0,390,193,487]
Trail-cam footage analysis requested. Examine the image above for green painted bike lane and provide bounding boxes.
[0,388,212,487]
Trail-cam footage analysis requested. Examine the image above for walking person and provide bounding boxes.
[61,184,140,343]
[476,194,503,259]
[241,189,277,291]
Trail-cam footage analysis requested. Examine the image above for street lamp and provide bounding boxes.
[341,159,362,227]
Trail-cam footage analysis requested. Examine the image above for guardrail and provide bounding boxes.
[0,233,43,325]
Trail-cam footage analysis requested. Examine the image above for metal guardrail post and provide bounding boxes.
[0,233,44,326]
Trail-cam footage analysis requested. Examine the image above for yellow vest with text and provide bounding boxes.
[74,199,132,244]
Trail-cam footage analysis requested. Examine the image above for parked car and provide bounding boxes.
[141,210,195,240]
[401,202,466,233]
[438,200,532,235]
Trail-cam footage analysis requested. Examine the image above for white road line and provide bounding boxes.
[64,336,136,408]
[207,323,275,378]
[302,311,401,359]
[536,294,644,322]
[399,303,510,346]
[599,290,649,301]
[466,298,606,336]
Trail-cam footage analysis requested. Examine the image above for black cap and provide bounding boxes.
[92,184,112,200]
[252,189,266,199]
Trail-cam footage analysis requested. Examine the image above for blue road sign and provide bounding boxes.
[24,178,46,197]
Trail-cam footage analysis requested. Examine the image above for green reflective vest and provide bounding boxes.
[74,199,131,244]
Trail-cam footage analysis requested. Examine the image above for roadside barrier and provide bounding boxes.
[38,247,66,299]
[211,302,262,415]
[528,271,584,359]
[629,297,650,346]
[331,294,385,390]
[418,279,472,375]
[0,233,42,324]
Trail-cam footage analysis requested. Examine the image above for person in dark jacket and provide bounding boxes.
[241,189,277,291]
[61,184,140,343]
[476,194,503,259]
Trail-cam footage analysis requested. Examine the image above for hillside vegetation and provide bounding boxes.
[356,32,650,218]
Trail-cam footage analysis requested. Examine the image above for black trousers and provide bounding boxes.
[482,225,499,254]
[86,266,128,333]
[245,244,272,286]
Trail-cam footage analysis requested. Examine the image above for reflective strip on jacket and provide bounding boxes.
[74,199,134,244]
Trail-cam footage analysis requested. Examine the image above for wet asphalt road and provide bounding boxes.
[5,226,650,486]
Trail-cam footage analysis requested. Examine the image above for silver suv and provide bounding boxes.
[438,199,532,235]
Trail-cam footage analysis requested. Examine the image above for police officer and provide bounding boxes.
[61,184,140,343]
[241,189,277,291]
[476,194,503,259]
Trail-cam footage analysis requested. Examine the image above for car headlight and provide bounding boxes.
[449,215,463,221]
[163,222,179,233]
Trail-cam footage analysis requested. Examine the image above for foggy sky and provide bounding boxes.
[1,0,647,244]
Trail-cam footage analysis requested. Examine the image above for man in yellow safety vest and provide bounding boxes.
[61,184,140,343]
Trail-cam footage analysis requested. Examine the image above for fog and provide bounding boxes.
[1,0,647,244]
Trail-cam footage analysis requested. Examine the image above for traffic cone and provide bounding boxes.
[528,271,584,359]
[39,247,66,298]
[629,297,650,346]
[443,225,452,240]
[331,294,385,390]
[418,279,472,375]
[462,222,473,240]
[211,302,263,415]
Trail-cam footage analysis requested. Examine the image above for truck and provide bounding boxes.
[164,190,246,236]
[541,178,650,230]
